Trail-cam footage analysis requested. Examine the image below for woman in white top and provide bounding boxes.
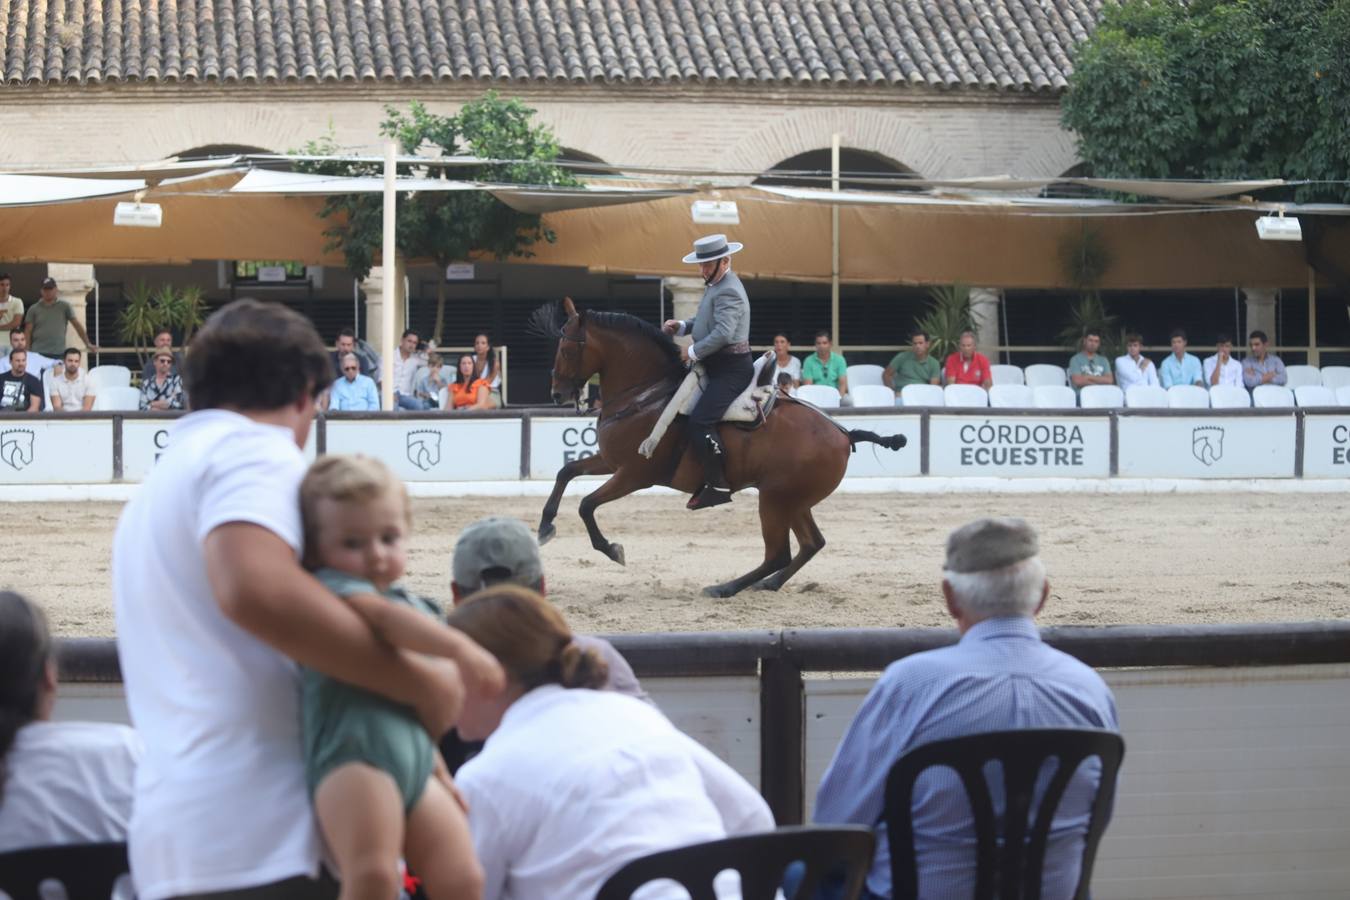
[753,333,802,392]
[447,585,775,900]
[0,591,141,851]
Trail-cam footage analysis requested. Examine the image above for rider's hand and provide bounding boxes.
[680,346,691,364]
[662,319,681,336]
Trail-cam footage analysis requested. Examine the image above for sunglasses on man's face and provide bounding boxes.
[342,366,359,372]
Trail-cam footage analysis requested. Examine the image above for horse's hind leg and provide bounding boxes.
[538,453,613,545]
[702,496,793,599]
[752,507,825,592]
[578,470,645,566]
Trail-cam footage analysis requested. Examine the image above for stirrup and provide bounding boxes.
[687,484,733,510]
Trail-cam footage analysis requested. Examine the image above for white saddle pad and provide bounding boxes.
[638,365,774,458]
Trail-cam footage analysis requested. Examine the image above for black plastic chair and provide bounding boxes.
[595,825,876,900]
[0,842,130,900]
[884,729,1124,900]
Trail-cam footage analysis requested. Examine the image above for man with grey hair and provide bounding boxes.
[808,518,1119,900]
[441,516,647,771]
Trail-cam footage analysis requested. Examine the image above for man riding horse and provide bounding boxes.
[661,234,753,511]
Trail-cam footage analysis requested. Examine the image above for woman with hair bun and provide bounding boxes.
[448,585,774,900]
[0,591,142,850]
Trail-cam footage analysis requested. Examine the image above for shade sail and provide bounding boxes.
[0,174,146,206]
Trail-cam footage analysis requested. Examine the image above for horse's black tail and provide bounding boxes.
[848,429,907,452]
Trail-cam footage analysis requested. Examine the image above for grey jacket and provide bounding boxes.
[682,270,751,359]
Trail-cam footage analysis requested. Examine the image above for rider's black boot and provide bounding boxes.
[687,433,733,510]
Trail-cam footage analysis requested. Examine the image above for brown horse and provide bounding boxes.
[530,297,905,598]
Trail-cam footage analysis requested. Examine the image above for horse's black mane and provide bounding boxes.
[527,300,684,375]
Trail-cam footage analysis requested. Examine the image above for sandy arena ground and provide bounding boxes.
[9,492,1350,638]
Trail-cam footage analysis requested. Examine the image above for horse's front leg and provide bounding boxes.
[578,469,646,566]
[538,453,613,545]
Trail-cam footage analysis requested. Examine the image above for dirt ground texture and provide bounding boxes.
[9,491,1349,638]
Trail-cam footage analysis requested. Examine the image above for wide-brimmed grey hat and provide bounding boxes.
[452,516,544,591]
[682,233,744,264]
[943,517,1039,574]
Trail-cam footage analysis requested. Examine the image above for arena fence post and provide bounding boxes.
[519,410,532,480]
[760,650,805,825]
[315,413,327,456]
[1295,410,1305,478]
[112,415,124,480]
[1109,412,1119,477]
[919,411,931,475]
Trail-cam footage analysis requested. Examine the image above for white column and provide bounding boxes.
[47,263,96,352]
[1242,287,1277,343]
[664,276,704,348]
[969,286,1003,361]
[362,268,388,359]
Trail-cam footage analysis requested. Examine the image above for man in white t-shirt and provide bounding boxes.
[49,347,96,411]
[112,299,466,900]
[0,272,23,333]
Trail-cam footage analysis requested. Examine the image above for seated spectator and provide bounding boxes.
[802,330,849,397]
[330,327,378,382]
[49,347,96,411]
[810,519,1119,900]
[1243,330,1287,388]
[441,516,649,771]
[0,328,58,379]
[1113,333,1158,391]
[139,348,185,410]
[326,352,380,411]
[942,330,992,389]
[1068,330,1114,393]
[448,584,775,900]
[754,332,802,390]
[393,329,429,411]
[1160,329,1204,388]
[884,330,942,396]
[0,591,142,850]
[473,333,503,409]
[0,273,24,332]
[1205,334,1243,388]
[140,328,184,385]
[0,349,43,412]
[416,351,450,408]
[449,354,493,410]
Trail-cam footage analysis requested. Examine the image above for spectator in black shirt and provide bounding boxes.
[0,350,42,412]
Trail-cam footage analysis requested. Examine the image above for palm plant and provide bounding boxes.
[117,280,161,366]
[914,284,974,362]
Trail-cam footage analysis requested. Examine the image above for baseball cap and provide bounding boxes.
[452,517,544,591]
[943,517,1039,574]
[40,277,57,289]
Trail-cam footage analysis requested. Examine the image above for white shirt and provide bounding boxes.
[1203,355,1243,388]
[0,348,58,376]
[1113,353,1159,390]
[753,353,802,386]
[50,368,92,409]
[0,720,141,851]
[112,410,319,900]
[459,686,774,900]
[0,295,23,329]
[392,350,426,395]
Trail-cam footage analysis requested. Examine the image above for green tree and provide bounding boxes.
[1062,0,1350,203]
[914,284,974,362]
[298,94,579,343]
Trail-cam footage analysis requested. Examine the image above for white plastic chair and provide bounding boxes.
[86,365,132,393]
[1166,385,1210,409]
[1124,385,1169,409]
[845,364,884,388]
[92,386,142,411]
[796,384,841,408]
[1252,384,1294,408]
[1079,385,1125,409]
[899,383,945,408]
[1032,385,1076,409]
[1294,385,1338,407]
[1208,385,1252,409]
[41,368,55,410]
[1319,366,1350,390]
[848,384,895,408]
[437,386,450,410]
[1024,364,1068,388]
[943,384,989,408]
[1338,385,1350,407]
[989,364,1025,386]
[988,384,1033,409]
[1284,365,1321,389]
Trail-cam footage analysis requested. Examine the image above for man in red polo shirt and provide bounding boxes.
[943,330,992,389]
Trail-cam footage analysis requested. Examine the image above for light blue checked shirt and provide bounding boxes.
[813,617,1119,899]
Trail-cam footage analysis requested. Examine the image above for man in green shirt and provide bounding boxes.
[23,277,98,358]
[884,330,941,397]
[801,330,849,398]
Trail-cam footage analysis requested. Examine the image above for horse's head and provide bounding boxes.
[530,297,596,408]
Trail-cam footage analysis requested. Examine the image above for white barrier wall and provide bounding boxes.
[836,415,922,477]
[326,418,521,482]
[929,415,1110,478]
[0,420,112,482]
[121,420,320,481]
[1118,414,1297,478]
[530,417,603,479]
[1303,416,1350,479]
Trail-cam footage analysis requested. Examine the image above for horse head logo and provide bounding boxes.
[0,429,35,470]
[1192,425,1224,466]
[406,429,441,472]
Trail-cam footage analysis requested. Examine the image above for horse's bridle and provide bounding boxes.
[554,314,590,409]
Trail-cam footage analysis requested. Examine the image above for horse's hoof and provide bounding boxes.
[609,544,625,567]
[702,583,735,598]
[750,576,783,592]
[537,523,557,545]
